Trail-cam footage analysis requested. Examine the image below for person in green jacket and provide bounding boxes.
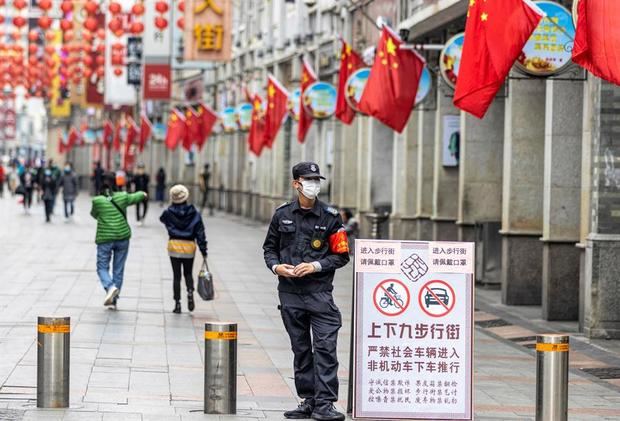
[91,172,147,308]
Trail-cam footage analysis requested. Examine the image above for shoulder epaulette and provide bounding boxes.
[324,206,338,216]
[276,202,291,210]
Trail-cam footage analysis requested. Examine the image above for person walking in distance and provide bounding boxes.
[199,163,211,212]
[132,163,150,225]
[155,167,166,207]
[41,169,56,223]
[58,163,79,221]
[90,172,147,309]
[92,161,104,196]
[263,162,350,421]
[160,185,207,314]
[20,164,36,214]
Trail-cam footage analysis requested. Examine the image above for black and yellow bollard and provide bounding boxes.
[37,316,70,408]
[204,322,237,414]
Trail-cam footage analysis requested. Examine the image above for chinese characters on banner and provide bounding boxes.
[354,240,474,420]
[184,0,232,62]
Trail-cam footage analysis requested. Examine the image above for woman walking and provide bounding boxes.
[160,185,207,314]
[58,163,79,221]
[41,169,56,223]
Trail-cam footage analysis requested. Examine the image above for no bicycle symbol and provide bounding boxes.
[373,279,410,317]
[418,279,456,317]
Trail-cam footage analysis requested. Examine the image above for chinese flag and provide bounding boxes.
[454,0,543,118]
[103,120,114,150]
[248,94,266,156]
[183,108,201,151]
[297,58,317,143]
[138,113,152,152]
[165,109,186,150]
[336,40,363,125]
[58,134,66,154]
[197,102,218,150]
[572,0,620,86]
[264,74,289,148]
[357,26,425,133]
[123,117,139,170]
[67,127,80,152]
[112,122,122,152]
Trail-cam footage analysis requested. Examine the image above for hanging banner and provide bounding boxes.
[221,106,237,132]
[439,33,464,89]
[184,0,232,62]
[416,67,432,106]
[345,68,370,113]
[288,88,301,121]
[515,1,575,76]
[143,64,171,100]
[237,102,253,131]
[302,82,337,120]
[353,240,474,420]
[144,0,173,59]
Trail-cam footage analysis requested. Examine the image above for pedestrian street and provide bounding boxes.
[0,197,618,420]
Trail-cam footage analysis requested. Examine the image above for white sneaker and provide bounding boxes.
[104,286,120,306]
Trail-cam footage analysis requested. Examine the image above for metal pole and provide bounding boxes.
[37,316,70,408]
[204,322,237,414]
[536,334,569,421]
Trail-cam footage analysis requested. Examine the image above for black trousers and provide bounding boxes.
[64,200,74,218]
[279,291,342,405]
[44,199,54,222]
[136,201,148,221]
[170,257,194,301]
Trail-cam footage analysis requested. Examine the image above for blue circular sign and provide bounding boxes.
[221,107,237,133]
[515,1,575,76]
[287,88,301,121]
[302,82,337,119]
[345,67,370,113]
[439,33,464,89]
[416,67,432,106]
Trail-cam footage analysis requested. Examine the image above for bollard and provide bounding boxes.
[536,334,569,421]
[204,322,237,414]
[37,316,70,408]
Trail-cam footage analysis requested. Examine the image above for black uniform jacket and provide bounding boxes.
[263,199,350,294]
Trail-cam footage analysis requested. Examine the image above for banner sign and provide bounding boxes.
[184,0,232,62]
[353,240,474,420]
[302,82,337,119]
[515,1,574,76]
[237,102,253,131]
[439,33,464,89]
[221,106,237,132]
[144,0,172,60]
[143,64,171,100]
[345,67,370,113]
[416,67,432,106]
[288,88,301,121]
[104,0,137,105]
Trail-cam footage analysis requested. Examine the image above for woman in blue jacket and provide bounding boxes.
[160,184,208,313]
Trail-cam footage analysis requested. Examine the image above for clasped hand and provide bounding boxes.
[275,263,316,278]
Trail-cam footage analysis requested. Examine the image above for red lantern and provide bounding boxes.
[176,17,184,30]
[109,2,122,15]
[155,1,169,13]
[38,0,53,11]
[154,17,168,30]
[28,30,39,42]
[82,31,94,43]
[13,0,27,10]
[111,54,124,66]
[46,57,56,68]
[84,17,98,32]
[130,22,144,34]
[64,30,75,42]
[178,0,184,12]
[96,66,105,78]
[96,44,105,54]
[114,67,123,77]
[38,16,53,30]
[28,56,38,66]
[11,30,21,41]
[108,17,122,33]
[28,44,38,55]
[45,30,55,41]
[0,0,5,6]
[60,1,73,14]
[44,45,55,55]
[97,28,106,40]
[83,68,93,79]
[84,0,99,15]
[13,16,27,29]
[60,19,73,31]
[96,55,105,66]
[83,56,94,66]
[132,3,145,16]
[0,16,4,25]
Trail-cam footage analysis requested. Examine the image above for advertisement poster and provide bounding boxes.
[143,64,171,100]
[353,240,474,420]
[442,115,460,167]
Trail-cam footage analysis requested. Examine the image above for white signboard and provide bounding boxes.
[442,115,460,167]
[143,0,172,61]
[353,240,474,420]
[104,0,137,106]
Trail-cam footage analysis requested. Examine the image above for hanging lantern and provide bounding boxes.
[95,55,105,66]
[38,16,53,30]
[108,17,122,33]
[64,30,75,42]
[13,16,27,29]
[96,43,105,54]
[84,17,98,32]
[28,44,38,55]
[82,31,94,43]
[60,1,73,14]
[60,19,73,31]
[132,2,145,16]
[83,68,93,79]
[177,17,184,30]
[83,55,94,66]
[45,57,56,68]
[155,1,169,13]
[109,2,122,15]
[114,68,123,77]
[130,22,144,34]
[178,0,184,12]
[28,30,39,42]
[97,28,105,40]
[45,30,56,42]
[0,16,4,25]
[44,45,55,55]
[84,0,99,15]
[154,17,168,30]
[13,0,27,10]
[28,56,38,66]
[96,66,105,78]
[38,0,53,11]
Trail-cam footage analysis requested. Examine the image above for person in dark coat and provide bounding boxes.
[155,167,166,206]
[58,163,79,220]
[41,169,57,223]
[132,163,150,225]
[92,161,104,196]
[160,185,208,314]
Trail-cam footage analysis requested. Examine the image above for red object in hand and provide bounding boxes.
[329,231,349,254]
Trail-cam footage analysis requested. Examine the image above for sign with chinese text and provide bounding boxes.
[237,103,253,131]
[354,240,474,420]
[439,33,464,89]
[221,107,237,132]
[345,67,370,113]
[302,82,337,120]
[184,0,232,62]
[143,64,171,100]
[515,1,574,76]
[288,88,301,121]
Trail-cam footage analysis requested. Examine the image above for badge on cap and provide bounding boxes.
[311,164,317,172]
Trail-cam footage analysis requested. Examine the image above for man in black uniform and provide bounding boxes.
[263,162,350,421]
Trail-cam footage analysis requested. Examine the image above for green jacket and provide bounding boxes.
[90,191,146,244]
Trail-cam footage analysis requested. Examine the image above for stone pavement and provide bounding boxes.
[0,196,619,420]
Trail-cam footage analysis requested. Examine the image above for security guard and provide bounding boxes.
[263,162,350,421]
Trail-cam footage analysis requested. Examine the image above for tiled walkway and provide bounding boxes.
[0,196,618,420]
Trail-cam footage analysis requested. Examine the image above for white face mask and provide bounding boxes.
[298,179,321,200]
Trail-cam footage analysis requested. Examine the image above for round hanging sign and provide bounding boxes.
[237,102,253,131]
[344,67,370,113]
[439,33,464,89]
[221,107,237,133]
[287,88,301,121]
[302,82,337,120]
[515,1,575,76]
[416,66,432,106]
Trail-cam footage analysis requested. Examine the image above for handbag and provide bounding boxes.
[197,258,214,301]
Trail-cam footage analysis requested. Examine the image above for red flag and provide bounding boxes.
[58,134,66,154]
[112,122,122,152]
[165,108,186,150]
[66,127,80,152]
[103,120,114,150]
[454,0,543,118]
[357,26,425,133]
[297,58,317,143]
[197,102,218,150]
[248,94,266,156]
[182,108,201,151]
[336,39,363,125]
[572,0,620,86]
[138,113,152,152]
[264,74,289,148]
[124,117,139,169]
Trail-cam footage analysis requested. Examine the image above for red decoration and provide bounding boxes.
[60,1,73,14]
[38,0,53,11]
[178,0,184,12]
[177,17,184,30]
[130,22,144,34]
[84,1,99,15]
[97,29,106,40]
[13,16,27,29]
[60,20,73,31]
[96,67,105,77]
[13,0,27,10]
[114,68,123,77]
[108,18,122,33]
[28,44,38,55]
[132,3,145,16]
[28,30,39,42]
[155,17,168,30]
[38,16,53,30]
[96,55,105,66]
[84,17,98,32]
[155,1,169,13]
[109,2,122,15]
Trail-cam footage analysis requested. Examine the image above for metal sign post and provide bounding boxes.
[37,316,70,408]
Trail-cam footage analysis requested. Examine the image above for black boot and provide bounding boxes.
[284,399,314,419]
[311,403,345,421]
[173,301,181,314]
[188,291,195,312]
